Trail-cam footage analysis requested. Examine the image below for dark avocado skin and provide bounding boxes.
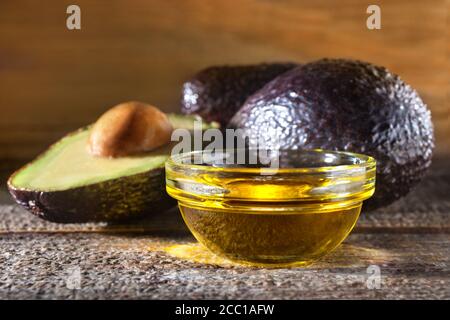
[229,59,434,210]
[181,63,297,126]
[8,167,174,223]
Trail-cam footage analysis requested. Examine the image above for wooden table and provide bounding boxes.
[0,159,448,299]
[1,0,448,300]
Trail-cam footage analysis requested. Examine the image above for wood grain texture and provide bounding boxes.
[0,0,448,161]
[0,157,449,233]
[0,140,448,300]
[0,232,448,299]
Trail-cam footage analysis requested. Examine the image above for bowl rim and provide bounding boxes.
[166,148,376,205]
[166,148,376,175]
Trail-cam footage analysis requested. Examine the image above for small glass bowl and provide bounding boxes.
[166,149,376,267]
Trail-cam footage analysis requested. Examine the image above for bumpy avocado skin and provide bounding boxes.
[229,59,434,210]
[181,63,297,126]
[8,167,174,223]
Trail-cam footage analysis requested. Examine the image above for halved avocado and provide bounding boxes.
[8,114,218,223]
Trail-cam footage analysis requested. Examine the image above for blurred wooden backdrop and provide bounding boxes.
[0,0,448,164]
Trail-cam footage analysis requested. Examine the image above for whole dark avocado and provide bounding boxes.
[229,59,434,210]
[181,63,297,126]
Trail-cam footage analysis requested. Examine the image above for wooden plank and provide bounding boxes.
[0,144,447,300]
[0,0,448,159]
[0,232,448,299]
[1,157,448,233]
[0,194,449,234]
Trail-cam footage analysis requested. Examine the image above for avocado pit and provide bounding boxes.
[88,101,173,157]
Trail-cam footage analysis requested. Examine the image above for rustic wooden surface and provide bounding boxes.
[0,158,448,299]
[0,0,449,300]
[0,233,448,299]
[0,0,449,160]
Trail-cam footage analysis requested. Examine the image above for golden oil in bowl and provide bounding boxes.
[166,149,376,267]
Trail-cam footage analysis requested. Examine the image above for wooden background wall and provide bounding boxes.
[0,0,448,164]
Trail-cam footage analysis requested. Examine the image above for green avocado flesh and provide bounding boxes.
[8,113,218,223]
[10,113,216,192]
[10,129,171,191]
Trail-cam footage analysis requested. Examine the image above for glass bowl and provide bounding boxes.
[165,149,376,267]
